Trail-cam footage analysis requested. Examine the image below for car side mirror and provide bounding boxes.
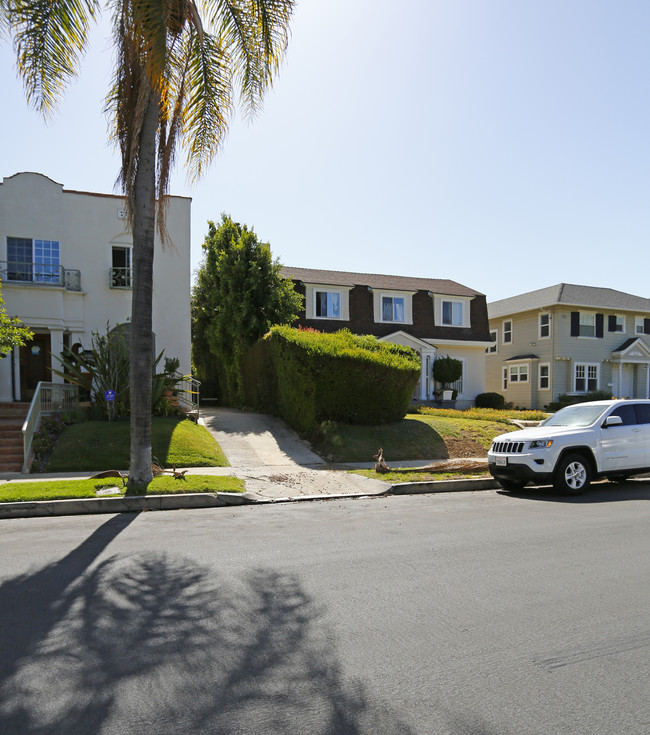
[603,415,623,427]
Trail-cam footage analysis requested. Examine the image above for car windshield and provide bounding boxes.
[541,404,609,428]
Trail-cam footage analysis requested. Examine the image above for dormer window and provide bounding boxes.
[315,290,341,319]
[382,295,405,322]
[370,289,414,324]
[433,294,471,328]
[442,300,463,326]
[304,283,351,320]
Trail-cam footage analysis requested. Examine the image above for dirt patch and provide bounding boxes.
[444,436,487,458]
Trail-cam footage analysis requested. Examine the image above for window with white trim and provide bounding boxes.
[579,312,595,337]
[314,289,341,319]
[503,320,512,344]
[635,316,645,335]
[502,368,508,390]
[539,363,550,390]
[441,300,463,326]
[539,313,551,339]
[612,314,625,333]
[574,362,599,392]
[381,295,405,323]
[486,330,498,354]
[111,246,132,288]
[508,364,528,383]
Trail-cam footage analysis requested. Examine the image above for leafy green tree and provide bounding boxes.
[1,0,294,483]
[0,279,33,356]
[192,214,303,403]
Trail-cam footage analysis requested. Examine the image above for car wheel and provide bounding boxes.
[499,480,525,491]
[554,454,591,495]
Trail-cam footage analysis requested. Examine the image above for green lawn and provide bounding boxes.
[44,417,228,472]
[312,414,516,463]
[0,475,244,503]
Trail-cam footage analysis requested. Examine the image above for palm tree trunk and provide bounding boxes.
[128,98,159,486]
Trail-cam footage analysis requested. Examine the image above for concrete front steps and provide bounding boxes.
[0,403,29,472]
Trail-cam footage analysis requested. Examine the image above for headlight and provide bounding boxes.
[529,439,553,449]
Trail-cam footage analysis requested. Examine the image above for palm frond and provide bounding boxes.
[210,0,293,117]
[6,0,99,115]
[181,26,232,180]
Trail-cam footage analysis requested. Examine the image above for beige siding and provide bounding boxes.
[486,308,556,409]
[488,304,650,407]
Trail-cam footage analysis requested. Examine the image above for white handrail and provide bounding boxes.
[21,382,79,472]
[176,376,201,417]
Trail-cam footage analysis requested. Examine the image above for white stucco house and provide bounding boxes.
[0,172,191,403]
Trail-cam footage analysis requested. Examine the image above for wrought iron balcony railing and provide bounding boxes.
[110,267,133,289]
[0,260,82,291]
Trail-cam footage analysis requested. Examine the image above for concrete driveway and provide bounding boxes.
[200,408,386,500]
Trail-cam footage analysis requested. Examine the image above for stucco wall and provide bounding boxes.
[0,172,191,401]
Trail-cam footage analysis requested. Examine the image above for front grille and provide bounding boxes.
[492,441,525,454]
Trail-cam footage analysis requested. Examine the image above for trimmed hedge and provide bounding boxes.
[240,327,421,433]
[475,392,506,409]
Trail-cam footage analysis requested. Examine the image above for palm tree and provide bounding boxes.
[1,0,294,483]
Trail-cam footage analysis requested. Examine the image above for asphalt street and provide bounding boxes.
[1,484,649,734]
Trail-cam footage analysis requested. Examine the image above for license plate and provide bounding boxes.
[496,456,507,467]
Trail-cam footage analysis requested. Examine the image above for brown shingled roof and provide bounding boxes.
[281,266,483,297]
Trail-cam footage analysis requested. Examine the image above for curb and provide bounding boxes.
[390,477,500,494]
[0,491,249,519]
[0,478,500,519]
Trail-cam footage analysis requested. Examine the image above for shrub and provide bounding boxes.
[432,355,463,389]
[475,392,506,409]
[240,327,421,434]
[31,413,66,469]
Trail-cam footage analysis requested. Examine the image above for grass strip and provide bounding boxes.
[0,475,244,503]
[351,468,490,483]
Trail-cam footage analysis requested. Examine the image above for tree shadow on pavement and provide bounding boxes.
[0,524,415,735]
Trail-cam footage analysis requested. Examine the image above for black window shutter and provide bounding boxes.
[644,318,650,335]
[570,312,579,337]
[608,315,617,332]
[596,313,604,338]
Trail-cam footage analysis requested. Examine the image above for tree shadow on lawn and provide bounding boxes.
[0,517,415,735]
[321,418,450,463]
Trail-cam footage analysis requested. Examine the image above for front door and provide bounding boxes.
[19,333,51,400]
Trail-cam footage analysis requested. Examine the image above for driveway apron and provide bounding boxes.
[200,408,385,499]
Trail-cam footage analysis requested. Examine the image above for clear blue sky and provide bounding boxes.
[1,0,649,303]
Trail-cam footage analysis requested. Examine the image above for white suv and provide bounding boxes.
[488,399,650,494]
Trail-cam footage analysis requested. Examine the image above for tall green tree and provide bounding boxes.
[1,0,294,483]
[0,279,33,355]
[192,214,302,403]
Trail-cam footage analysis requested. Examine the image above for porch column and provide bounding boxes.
[12,348,21,402]
[618,362,622,398]
[646,363,650,399]
[0,352,12,402]
[50,329,64,384]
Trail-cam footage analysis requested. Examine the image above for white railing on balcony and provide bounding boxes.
[0,261,82,291]
[22,382,79,472]
[176,376,200,417]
